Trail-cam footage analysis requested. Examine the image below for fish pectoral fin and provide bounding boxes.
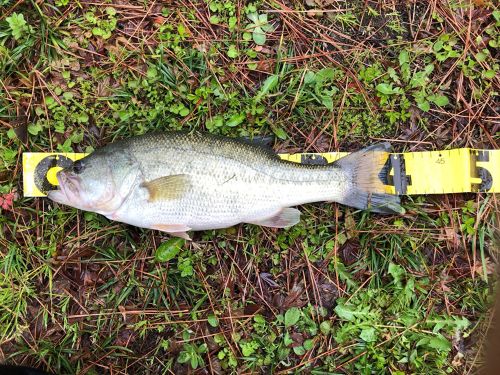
[151,224,192,240]
[247,208,301,228]
[141,174,190,202]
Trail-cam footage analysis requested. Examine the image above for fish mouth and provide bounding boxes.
[47,170,82,205]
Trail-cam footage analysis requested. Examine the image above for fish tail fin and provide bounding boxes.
[333,142,405,214]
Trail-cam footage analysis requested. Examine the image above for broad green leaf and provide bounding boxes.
[388,262,405,285]
[432,95,449,106]
[303,339,314,351]
[475,51,488,62]
[316,68,336,81]
[293,346,305,355]
[247,12,259,23]
[284,307,301,327]
[28,123,42,136]
[283,331,293,346]
[433,40,444,52]
[209,15,220,24]
[77,112,89,123]
[410,74,426,89]
[320,321,331,335]
[179,107,190,116]
[177,24,186,36]
[62,91,73,101]
[240,342,257,356]
[177,351,190,363]
[227,45,239,58]
[387,67,399,82]
[207,314,219,327]
[92,27,105,36]
[6,13,29,40]
[417,99,430,112]
[7,128,17,139]
[258,14,268,24]
[334,303,355,321]
[226,113,246,127]
[493,9,500,22]
[253,26,266,45]
[321,96,334,110]
[261,23,274,32]
[155,238,185,262]
[304,71,316,84]
[272,127,287,140]
[376,83,396,95]
[482,70,496,79]
[398,50,409,66]
[253,314,265,324]
[147,66,158,79]
[424,64,435,75]
[105,6,116,16]
[190,356,198,369]
[255,74,279,100]
[360,327,376,342]
[428,335,452,351]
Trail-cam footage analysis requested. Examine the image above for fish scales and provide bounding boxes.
[118,133,345,230]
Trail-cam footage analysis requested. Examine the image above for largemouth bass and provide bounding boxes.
[47,132,403,239]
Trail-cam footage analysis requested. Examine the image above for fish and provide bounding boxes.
[47,131,403,239]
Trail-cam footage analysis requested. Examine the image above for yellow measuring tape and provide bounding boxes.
[23,149,499,197]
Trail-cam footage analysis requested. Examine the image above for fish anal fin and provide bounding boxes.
[142,175,190,202]
[170,232,192,240]
[247,208,301,228]
[151,224,192,240]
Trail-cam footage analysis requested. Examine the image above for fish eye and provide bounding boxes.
[72,160,85,174]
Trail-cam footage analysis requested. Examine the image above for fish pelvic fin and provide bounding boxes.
[142,174,190,202]
[333,143,404,215]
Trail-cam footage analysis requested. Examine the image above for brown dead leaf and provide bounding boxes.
[344,212,357,239]
[440,227,461,249]
[281,283,307,309]
[339,239,361,266]
[317,278,339,308]
[244,304,263,316]
[114,329,134,347]
[473,257,496,277]
[290,332,304,347]
[82,270,97,286]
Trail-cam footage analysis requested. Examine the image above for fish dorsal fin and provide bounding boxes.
[142,175,190,202]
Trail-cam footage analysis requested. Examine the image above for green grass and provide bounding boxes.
[0,0,499,373]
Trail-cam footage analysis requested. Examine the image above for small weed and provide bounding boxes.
[84,7,118,40]
[244,12,274,46]
[5,12,33,41]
